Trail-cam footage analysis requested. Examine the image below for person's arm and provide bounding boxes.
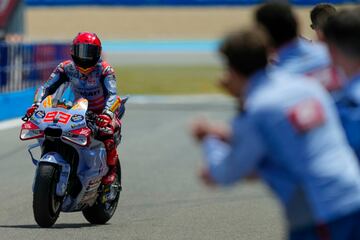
[34,62,69,105]
[191,118,231,142]
[101,65,118,118]
[202,116,266,186]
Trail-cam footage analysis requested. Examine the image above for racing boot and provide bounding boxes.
[102,165,118,186]
[101,159,121,203]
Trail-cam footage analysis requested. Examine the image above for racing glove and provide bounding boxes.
[97,114,114,138]
[25,104,39,118]
[96,114,112,128]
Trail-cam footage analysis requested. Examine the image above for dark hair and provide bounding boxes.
[323,8,360,59]
[219,29,268,77]
[310,3,337,30]
[255,2,298,48]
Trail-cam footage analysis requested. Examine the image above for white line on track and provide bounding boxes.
[129,94,231,104]
[0,118,22,131]
[0,95,232,131]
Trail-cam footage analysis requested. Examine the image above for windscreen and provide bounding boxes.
[52,83,77,109]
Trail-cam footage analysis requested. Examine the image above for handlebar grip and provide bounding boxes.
[22,115,29,122]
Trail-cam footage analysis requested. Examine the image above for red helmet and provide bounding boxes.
[71,32,102,72]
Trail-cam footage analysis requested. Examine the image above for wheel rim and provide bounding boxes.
[50,171,62,217]
[51,192,61,215]
[104,173,121,215]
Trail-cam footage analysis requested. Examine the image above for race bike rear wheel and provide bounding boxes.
[33,163,62,228]
[82,161,121,224]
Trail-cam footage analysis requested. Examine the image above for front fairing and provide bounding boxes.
[30,94,108,177]
[30,96,88,134]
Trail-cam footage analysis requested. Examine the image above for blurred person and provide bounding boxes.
[24,32,122,186]
[0,0,25,90]
[191,28,360,240]
[255,2,343,92]
[323,9,360,159]
[310,3,337,42]
[0,0,25,42]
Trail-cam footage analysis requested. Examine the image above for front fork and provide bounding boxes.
[28,143,71,197]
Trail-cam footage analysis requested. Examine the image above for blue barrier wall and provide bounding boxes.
[25,0,360,6]
[0,87,35,121]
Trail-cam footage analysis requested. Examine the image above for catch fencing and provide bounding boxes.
[0,42,69,93]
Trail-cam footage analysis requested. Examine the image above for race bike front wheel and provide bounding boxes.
[33,162,62,228]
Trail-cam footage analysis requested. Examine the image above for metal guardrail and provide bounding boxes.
[0,42,69,93]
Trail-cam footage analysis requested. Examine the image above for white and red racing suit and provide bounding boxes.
[33,59,121,179]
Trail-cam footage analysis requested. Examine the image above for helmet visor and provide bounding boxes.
[72,43,101,60]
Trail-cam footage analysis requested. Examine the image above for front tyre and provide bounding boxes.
[33,163,62,228]
[82,162,121,224]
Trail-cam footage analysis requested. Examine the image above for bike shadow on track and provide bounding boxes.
[0,223,101,229]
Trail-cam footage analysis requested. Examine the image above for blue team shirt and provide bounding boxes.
[202,69,360,230]
[274,38,343,92]
[274,38,360,162]
[336,73,360,159]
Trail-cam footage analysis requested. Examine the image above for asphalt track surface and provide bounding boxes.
[0,100,284,240]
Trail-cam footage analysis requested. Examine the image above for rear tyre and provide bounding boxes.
[82,162,121,224]
[33,163,62,228]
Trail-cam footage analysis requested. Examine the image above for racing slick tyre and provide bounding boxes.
[33,163,62,228]
[82,161,121,224]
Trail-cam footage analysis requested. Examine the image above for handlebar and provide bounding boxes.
[85,111,101,136]
[22,116,28,122]
[22,95,129,131]
[22,115,31,122]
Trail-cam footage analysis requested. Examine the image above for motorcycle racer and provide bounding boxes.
[25,32,121,186]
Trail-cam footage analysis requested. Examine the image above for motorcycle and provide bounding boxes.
[20,82,127,228]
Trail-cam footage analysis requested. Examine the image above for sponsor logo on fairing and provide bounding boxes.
[30,116,41,125]
[71,114,84,123]
[35,110,45,119]
[71,123,86,129]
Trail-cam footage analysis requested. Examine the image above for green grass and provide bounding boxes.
[115,65,223,95]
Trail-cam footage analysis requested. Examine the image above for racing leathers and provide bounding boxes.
[33,59,121,185]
